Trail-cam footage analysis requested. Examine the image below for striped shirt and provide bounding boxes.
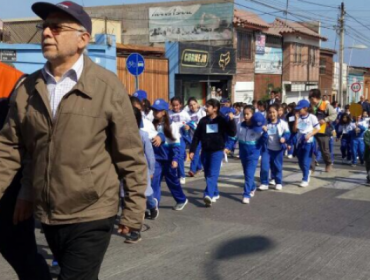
[42,55,84,118]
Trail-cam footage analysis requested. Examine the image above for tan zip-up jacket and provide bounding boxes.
[0,56,147,229]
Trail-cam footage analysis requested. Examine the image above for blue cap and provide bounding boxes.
[151,99,169,111]
[295,99,311,110]
[220,98,231,104]
[133,90,147,101]
[251,112,266,133]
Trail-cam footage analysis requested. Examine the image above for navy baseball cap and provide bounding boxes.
[295,99,311,110]
[32,1,92,34]
[220,98,231,104]
[151,99,169,111]
[133,90,147,102]
[251,112,266,133]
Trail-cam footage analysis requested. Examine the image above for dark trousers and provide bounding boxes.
[313,134,332,168]
[42,216,115,280]
[0,173,51,280]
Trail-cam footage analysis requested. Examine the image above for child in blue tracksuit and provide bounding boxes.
[350,116,366,166]
[259,104,290,191]
[234,107,268,204]
[151,99,188,211]
[293,100,321,188]
[186,97,206,177]
[286,103,297,159]
[336,113,354,164]
[169,97,191,185]
[190,99,236,207]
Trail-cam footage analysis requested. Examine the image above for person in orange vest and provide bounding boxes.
[309,89,338,173]
[0,62,51,280]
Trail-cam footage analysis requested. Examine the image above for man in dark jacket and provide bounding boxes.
[0,62,51,280]
[358,95,370,115]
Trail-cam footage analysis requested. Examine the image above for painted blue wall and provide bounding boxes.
[0,34,117,74]
[165,42,179,99]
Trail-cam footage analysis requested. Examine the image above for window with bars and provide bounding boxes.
[237,31,253,60]
[294,44,302,63]
[320,57,327,74]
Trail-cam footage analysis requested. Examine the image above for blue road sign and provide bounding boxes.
[126,53,145,76]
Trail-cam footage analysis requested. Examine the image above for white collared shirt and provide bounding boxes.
[42,55,84,118]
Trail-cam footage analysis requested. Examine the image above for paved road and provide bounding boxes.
[2,149,370,280]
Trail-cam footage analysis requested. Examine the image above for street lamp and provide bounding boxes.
[339,44,368,106]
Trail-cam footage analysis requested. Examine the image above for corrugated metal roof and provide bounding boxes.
[270,18,327,41]
[4,20,42,44]
[233,9,270,29]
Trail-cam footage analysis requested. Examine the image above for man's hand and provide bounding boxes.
[13,199,33,225]
[319,120,326,125]
[189,153,194,160]
[118,224,135,235]
[152,136,162,147]
[172,161,178,169]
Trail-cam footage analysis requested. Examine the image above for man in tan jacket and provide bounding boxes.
[0,2,147,279]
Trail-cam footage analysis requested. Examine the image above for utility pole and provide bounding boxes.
[285,0,289,21]
[338,2,345,106]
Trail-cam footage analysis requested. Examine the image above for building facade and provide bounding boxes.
[319,48,336,102]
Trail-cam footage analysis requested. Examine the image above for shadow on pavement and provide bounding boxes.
[206,236,276,280]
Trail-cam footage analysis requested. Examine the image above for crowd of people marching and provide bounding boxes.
[129,88,370,238]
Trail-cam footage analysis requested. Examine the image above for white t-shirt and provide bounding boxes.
[187,107,206,124]
[297,114,320,143]
[141,118,157,140]
[169,110,191,128]
[267,119,290,151]
[337,123,356,135]
[142,110,154,122]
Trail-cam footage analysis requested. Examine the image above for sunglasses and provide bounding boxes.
[36,22,85,35]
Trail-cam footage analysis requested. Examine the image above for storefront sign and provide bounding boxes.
[181,50,209,67]
[255,34,266,55]
[179,43,236,74]
[255,47,283,75]
[149,3,234,42]
[0,50,16,62]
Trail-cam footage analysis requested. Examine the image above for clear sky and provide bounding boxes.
[1,0,369,67]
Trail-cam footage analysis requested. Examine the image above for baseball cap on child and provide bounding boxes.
[295,99,311,110]
[251,112,266,133]
[151,99,169,111]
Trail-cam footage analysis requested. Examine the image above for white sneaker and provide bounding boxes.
[269,180,276,186]
[300,181,309,188]
[258,184,269,191]
[287,155,293,159]
[204,196,212,207]
[211,195,220,203]
[308,171,312,183]
[250,190,256,197]
[180,177,186,185]
[242,197,250,204]
[275,184,283,190]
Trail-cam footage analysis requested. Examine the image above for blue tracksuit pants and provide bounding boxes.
[297,142,314,182]
[190,143,202,173]
[260,146,270,185]
[351,138,364,164]
[340,135,352,161]
[151,160,187,204]
[288,134,297,156]
[178,138,186,178]
[268,149,284,184]
[240,145,260,198]
[201,150,223,198]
